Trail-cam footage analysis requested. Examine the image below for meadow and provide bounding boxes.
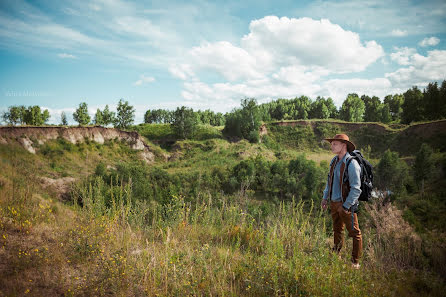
[0,120,445,296]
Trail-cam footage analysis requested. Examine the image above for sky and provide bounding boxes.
[0,0,445,124]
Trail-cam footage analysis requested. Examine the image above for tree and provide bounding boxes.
[172,106,198,139]
[384,94,404,122]
[380,103,392,124]
[325,97,338,118]
[402,86,424,124]
[239,98,262,143]
[60,112,68,126]
[23,105,50,125]
[223,98,262,142]
[309,97,330,119]
[3,105,26,125]
[340,93,365,122]
[102,105,115,126]
[292,96,311,119]
[423,82,441,120]
[362,95,381,122]
[114,99,135,129]
[210,112,225,126]
[375,150,410,194]
[73,102,91,126]
[42,109,50,125]
[94,108,104,125]
[440,80,446,119]
[413,143,434,196]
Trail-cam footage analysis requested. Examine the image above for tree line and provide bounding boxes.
[223,80,445,142]
[2,80,445,134]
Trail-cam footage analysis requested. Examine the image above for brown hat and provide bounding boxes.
[324,134,356,152]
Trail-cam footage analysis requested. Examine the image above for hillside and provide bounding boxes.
[262,119,446,156]
[0,121,445,296]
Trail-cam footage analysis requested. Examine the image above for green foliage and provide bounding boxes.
[384,94,404,122]
[144,109,173,124]
[102,105,116,126]
[310,97,330,119]
[114,99,135,129]
[172,106,199,139]
[266,124,317,150]
[2,105,25,125]
[131,123,175,140]
[413,143,434,194]
[2,105,50,126]
[60,111,68,126]
[362,95,381,122]
[375,150,411,194]
[423,82,444,121]
[224,98,262,143]
[402,86,424,124]
[380,103,392,124]
[73,102,91,126]
[340,93,365,122]
[93,108,104,125]
[144,108,224,126]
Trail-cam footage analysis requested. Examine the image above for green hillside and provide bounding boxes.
[0,120,445,296]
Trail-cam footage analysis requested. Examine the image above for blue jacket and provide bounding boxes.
[322,152,362,210]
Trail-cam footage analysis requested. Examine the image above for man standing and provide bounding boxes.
[321,134,362,269]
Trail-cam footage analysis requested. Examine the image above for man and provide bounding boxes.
[321,134,362,269]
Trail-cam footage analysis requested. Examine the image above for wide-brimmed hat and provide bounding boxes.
[324,134,356,152]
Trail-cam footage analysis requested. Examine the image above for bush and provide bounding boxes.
[375,150,411,194]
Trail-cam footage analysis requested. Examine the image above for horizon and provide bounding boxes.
[1,0,445,124]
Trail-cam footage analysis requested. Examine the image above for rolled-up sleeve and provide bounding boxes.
[343,159,361,209]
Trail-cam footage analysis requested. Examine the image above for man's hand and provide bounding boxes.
[321,199,328,210]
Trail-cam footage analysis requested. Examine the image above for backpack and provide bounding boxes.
[344,150,373,202]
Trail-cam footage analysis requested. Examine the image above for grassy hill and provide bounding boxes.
[0,120,445,296]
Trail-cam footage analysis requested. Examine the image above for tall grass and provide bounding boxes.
[1,169,445,296]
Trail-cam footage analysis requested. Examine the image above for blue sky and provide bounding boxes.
[1,0,445,124]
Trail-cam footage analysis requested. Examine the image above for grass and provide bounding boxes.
[1,121,446,296]
[1,173,445,296]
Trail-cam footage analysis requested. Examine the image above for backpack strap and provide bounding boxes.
[340,162,347,201]
[328,157,338,200]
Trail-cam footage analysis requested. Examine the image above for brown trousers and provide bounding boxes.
[330,201,362,264]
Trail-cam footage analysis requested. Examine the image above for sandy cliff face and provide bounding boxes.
[0,126,155,164]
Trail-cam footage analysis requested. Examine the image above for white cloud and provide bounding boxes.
[241,16,384,74]
[303,0,446,36]
[168,64,195,80]
[133,75,155,86]
[390,29,408,37]
[321,78,392,106]
[189,41,262,81]
[419,36,440,47]
[57,53,77,59]
[171,16,384,108]
[386,50,446,88]
[390,47,416,65]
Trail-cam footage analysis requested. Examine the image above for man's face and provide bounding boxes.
[330,140,345,154]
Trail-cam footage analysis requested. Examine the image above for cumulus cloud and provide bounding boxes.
[386,50,446,88]
[133,75,155,86]
[390,47,416,65]
[171,16,385,107]
[189,41,262,81]
[240,16,384,74]
[390,29,408,37]
[419,36,440,47]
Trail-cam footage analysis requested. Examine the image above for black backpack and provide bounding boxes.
[344,150,373,202]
